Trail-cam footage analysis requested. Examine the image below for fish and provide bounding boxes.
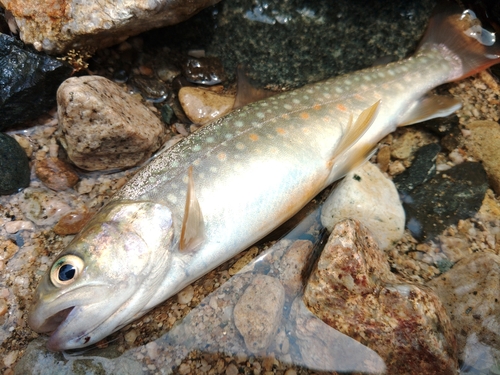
[28,3,500,351]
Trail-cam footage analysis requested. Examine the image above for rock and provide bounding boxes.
[233,275,285,353]
[0,133,30,195]
[178,86,235,125]
[35,157,79,191]
[181,56,226,85]
[403,162,489,241]
[428,252,500,362]
[2,0,221,54]
[53,210,93,235]
[0,34,72,130]
[177,285,194,305]
[393,143,441,194]
[277,240,313,298]
[303,219,458,375]
[390,129,425,160]
[57,76,167,171]
[465,120,500,196]
[376,144,391,172]
[129,75,169,102]
[321,161,405,250]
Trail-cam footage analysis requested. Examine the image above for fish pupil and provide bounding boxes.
[59,264,76,281]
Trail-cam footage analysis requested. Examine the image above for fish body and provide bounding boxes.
[29,5,500,351]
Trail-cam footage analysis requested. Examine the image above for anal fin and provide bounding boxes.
[398,94,461,126]
[180,166,205,252]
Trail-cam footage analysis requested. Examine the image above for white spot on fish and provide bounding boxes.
[234,121,244,128]
[210,166,217,173]
[256,112,265,119]
[167,194,177,204]
[260,102,268,107]
[225,133,233,140]
[334,87,343,94]
[183,175,189,184]
[193,144,202,152]
[206,136,215,143]
[292,98,300,104]
[363,75,371,81]
[284,104,293,110]
[236,142,245,150]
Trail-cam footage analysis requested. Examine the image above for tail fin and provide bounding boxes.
[417,1,500,81]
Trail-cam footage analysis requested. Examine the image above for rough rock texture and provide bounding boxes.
[178,86,235,125]
[465,120,500,196]
[321,161,405,250]
[0,33,72,130]
[1,0,221,54]
[35,157,78,191]
[428,252,500,362]
[278,240,313,298]
[304,219,458,375]
[57,76,167,171]
[233,275,285,353]
[0,133,30,195]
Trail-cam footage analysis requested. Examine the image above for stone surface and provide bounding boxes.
[0,33,72,130]
[428,252,500,362]
[53,210,92,235]
[403,162,489,241]
[321,161,405,250]
[35,157,78,191]
[57,76,167,171]
[278,240,313,298]
[0,133,30,195]
[465,120,500,196]
[181,56,226,85]
[1,0,221,54]
[233,275,285,353]
[178,86,235,125]
[304,219,458,375]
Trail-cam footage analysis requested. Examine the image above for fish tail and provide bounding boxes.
[418,1,500,81]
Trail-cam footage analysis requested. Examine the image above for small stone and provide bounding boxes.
[234,275,285,353]
[225,363,238,375]
[390,129,424,160]
[303,219,458,375]
[177,285,194,305]
[321,161,405,250]
[129,75,169,102]
[19,187,75,226]
[0,298,7,317]
[57,76,167,171]
[428,252,500,362]
[124,329,138,345]
[376,144,391,172]
[178,363,191,375]
[53,210,93,235]
[3,220,35,233]
[182,56,226,85]
[179,87,235,125]
[3,350,18,367]
[278,240,313,297]
[0,133,30,195]
[35,157,79,191]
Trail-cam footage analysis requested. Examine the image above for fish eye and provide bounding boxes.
[50,255,84,287]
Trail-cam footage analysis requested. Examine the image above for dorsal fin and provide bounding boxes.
[180,166,205,252]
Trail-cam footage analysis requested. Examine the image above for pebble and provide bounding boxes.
[376,144,391,172]
[177,285,194,305]
[225,363,238,375]
[18,187,76,226]
[428,252,500,362]
[178,87,235,125]
[303,219,458,375]
[124,329,138,345]
[233,275,285,353]
[465,120,500,195]
[3,220,35,233]
[53,210,93,235]
[35,157,79,191]
[182,56,226,85]
[321,161,405,250]
[277,240,313,298]
[57,76,167,171]
[390,129,425,160]
[0,133,30,195]
[0,298,7,316]
[129,75,169,102]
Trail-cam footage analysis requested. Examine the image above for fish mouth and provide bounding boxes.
[32,306,74,334]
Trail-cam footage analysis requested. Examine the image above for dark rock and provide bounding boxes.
[394,143,441,194]
[403,162,489,241]
[182,56,226,85]
[0,33,72,130]
[421,114,459,136]
[0,133,30,195]
[129,75,170,102]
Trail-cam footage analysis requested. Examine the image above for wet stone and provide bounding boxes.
[182,56,226,85]
[303,219,458,375]
[178,86,235,125]
[277,240,313,299]
[393,142,441,195]
[53,210,93,235]
[35,157,79,191]
[403,161,489,241]
[0,34,72,130]
[233,275,285,353]
[421,114,459,136]
[129,75,169,102]
[0,133,30,195]
[428,252,500,363]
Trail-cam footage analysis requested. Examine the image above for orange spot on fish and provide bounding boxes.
[300,112,310,120]
[302,127,311,134]
[217,152,227,161]
[276,127,286,135]
[249,133,259,141]
[336,104,347,112]
[313,103,322,110]
[354,94,364,100]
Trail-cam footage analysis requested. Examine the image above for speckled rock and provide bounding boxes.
[234,275,285,353]
[390,129,426,160]
[304,219,458,375]
[2,0,221,54]
[35,157,79,191]
[178,86,235,125]
[428,252,500,362]
[0,133,30,195]
[465,120,500,196]
[57,76,167,171]
[278,240,313,298]
[321,161,405,250]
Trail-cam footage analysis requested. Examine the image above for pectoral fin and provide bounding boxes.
[180,167,205,252]
[398,94,461,126]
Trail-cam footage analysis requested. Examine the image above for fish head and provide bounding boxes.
[28,200,174,351]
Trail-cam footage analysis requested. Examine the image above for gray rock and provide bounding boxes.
[0,133,30,195]
[233,275,285,353]
[57,76,167,171]
[321,161,405,250]
[277,240,313,298]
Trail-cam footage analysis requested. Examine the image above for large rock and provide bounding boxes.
[57,76,167,171]
[304,219,458,375]
[0,133,30,195]
[0,33,72,130]
[1,0,221,54]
